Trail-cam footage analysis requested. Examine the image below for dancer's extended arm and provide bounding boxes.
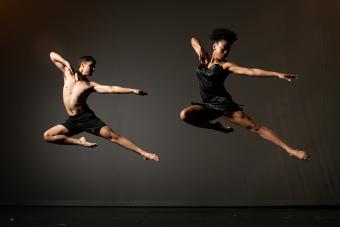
[223,62,299,81]
[92,82,147,95]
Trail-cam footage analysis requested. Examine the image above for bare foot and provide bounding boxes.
[141,152,160,162]
[288,149,310,160]
[214,122,234,134]
[79,137,97,148]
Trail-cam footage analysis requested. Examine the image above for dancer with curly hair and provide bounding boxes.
[180,28,309,160]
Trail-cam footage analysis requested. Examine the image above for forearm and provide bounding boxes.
[250,68,279,78]
[110,86,135,94]
[191,37,209,64]
[50,52,70,66]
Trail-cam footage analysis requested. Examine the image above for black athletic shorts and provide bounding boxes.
[61,110,106,136]
[191,101,243,121]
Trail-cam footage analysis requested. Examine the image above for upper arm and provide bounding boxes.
[224,62,254,76]
[191,37,210,64]
[92,82,112,94]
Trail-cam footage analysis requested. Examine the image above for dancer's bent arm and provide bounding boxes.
[191,37,210,64]
[49,52,73,75]
[92,83,147,95]
[224,62,299,82]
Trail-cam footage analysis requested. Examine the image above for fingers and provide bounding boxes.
[285,74,300,82]
[66,68,73,76]
[288,74,300,79]
[301,154,310,161]
[65,65,74,75]
[137,90,148,96]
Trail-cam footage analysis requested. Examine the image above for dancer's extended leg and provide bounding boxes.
[98,126,159,161]
[224,111,309,160]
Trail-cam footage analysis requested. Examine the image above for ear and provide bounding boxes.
[78,63,83,71]
[213,43,217,50]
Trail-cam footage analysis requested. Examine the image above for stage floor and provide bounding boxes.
[1,206,340,226]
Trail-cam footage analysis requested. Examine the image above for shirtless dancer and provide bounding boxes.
[43,52,159,161]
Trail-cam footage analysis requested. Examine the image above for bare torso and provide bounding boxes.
[63,72,95,116]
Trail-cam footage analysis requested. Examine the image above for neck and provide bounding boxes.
[75,72,86,81]
[210,53,221,64]
[210,52,226,64]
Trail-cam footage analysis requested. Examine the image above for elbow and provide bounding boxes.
[248,69,257,76]
[191,37,198,44]
[110,86,117,93]
[50,52,56,60]
[190,38,195,45]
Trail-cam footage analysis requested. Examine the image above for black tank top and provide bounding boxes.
[196,63,233,102]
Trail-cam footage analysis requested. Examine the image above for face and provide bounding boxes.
[79,61,96,76]
[213,40,231,60]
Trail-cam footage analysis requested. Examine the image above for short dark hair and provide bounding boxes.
[79,56,96,66]
[210,28,238,44]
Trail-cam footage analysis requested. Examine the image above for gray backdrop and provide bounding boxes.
[1,0,340,206]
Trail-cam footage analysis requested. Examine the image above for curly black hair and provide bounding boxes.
[210,28,238,44]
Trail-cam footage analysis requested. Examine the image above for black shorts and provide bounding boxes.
[61,110,106,136]
[191,101,243,121]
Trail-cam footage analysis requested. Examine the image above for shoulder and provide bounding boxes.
[89,81,98,87]
[221,61,236,70]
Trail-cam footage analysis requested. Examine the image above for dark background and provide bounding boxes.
[0,0,339,206]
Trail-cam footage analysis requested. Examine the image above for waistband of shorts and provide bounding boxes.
[69,109,94,118]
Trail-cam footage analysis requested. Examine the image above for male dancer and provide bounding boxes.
[43,52,159,161]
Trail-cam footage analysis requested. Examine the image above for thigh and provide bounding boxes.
[182,104,206,113]
[183,105,222,121]
[44,124,70,136]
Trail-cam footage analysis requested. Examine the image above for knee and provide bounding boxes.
[179,109,190,121]
[43,131,52,142]
[247,124,263,133]
[108,133,120,142]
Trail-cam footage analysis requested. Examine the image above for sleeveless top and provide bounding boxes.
[195,63,242,112]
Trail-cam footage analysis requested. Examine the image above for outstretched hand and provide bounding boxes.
[133,89,148,96]
[278,73,300,82]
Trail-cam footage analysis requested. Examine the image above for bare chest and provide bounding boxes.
[63,78,93,98]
